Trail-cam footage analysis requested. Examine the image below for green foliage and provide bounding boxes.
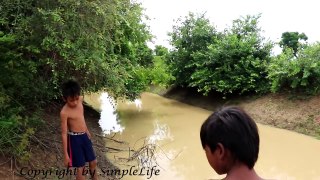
[279,32,308,57]
[149,56,175,87]
[0,87,39,161]
[0,31,41,106]
[112,1,153,68]
[124,66,150,100]
[15,128,35,162]
[168,12,219,86]
[168,14,272,95]
[0,0,153,159]
[154,45,169,57]
[268,43,320,94]
[0,0,152,101]
[125,55,174,99]
[0,30,37,160]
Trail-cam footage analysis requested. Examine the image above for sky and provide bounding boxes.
[138,0,320,53]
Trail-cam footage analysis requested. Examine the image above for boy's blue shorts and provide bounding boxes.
[67,132,96,167]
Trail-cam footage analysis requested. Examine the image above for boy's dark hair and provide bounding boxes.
[61,80,81,99]
[200,106,259,169]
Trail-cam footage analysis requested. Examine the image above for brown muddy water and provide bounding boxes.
[85,92,320,180]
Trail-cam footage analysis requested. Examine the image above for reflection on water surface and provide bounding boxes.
[85,92,320,180]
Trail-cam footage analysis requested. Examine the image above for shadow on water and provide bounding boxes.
[117,109,154,122]
[163,86,262,111]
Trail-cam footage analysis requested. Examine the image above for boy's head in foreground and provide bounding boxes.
[61,80,81,108]
[200,106,259,175]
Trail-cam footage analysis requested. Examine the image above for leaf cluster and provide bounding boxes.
[0,0,153,158]
[268,43,320,94]
[168,13,272,95]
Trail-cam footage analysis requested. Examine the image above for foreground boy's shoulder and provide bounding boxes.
[80,95,84,102]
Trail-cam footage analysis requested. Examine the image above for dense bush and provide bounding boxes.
[124,55,174,99]
[167,13,219,86]
[268,43,320,94]
[149,56,175,87]
[0,0,153,159]
[168,14,273,95]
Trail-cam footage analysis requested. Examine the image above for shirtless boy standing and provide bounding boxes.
[60,80,97,180]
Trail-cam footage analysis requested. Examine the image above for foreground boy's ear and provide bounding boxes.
[216,143,226,160]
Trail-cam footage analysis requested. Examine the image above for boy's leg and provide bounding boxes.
[69,135,86,179]
[76,167,86,180]
[89,159,98,180]
[82,133,97,179]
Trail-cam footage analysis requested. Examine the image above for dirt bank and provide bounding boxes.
[163,87,320,139]
[0,102,118,180]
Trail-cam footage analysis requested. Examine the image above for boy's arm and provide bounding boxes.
[85,126,92,139]
[80,96,92,138]
[60,111,69,166]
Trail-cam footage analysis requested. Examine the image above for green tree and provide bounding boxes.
[154,45,169,57]
[112,1,153,68]
[190,15,273,95]
[0,30,39,160]
[0,0,153,158]
[168,12,219,86]
[268,43,320,94]
[0,0,152,100]
[279,32,308,57]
